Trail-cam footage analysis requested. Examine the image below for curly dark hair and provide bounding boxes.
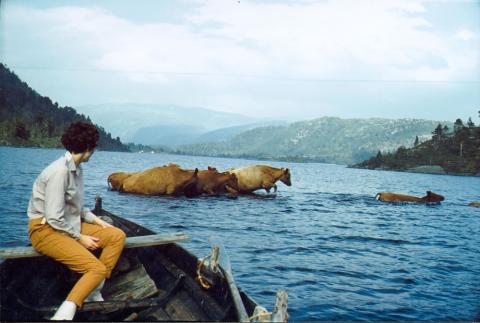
[61,122,100,153]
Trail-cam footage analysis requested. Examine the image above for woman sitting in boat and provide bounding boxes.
[26,122,126,320]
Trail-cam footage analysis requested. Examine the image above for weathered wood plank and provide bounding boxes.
[125,233,188,248]
[271,289,288,322]
[34,295,178,314]
[138,306,171,321]
[165,290,209,321]
[102,260,158,301]
[224,268,250,322]
[148,252,227,320]
[0,233,188,259]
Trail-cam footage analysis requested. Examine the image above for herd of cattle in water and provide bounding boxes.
[108,164,291,197]
[107,163,479,207]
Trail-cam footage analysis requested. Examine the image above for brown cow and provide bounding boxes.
[469,201,480,207]
[375,191,445,203]
[229,165,291,193]
[107,172,137,191]
[107,162,178,191]
[190,168,239,196]
[119,165,199,197]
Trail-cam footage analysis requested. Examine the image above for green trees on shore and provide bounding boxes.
[354,113,480,175]
[0,64,129,151]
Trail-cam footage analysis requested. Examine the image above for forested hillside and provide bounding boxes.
[0,64,129,151]
[176,117,448,164]
[352,116,480,175]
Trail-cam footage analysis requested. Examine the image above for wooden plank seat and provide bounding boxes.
[0,232,188,259]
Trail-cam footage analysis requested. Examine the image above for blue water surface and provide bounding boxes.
[0,146,479,321]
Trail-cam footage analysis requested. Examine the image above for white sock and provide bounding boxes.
[51,300,77,321]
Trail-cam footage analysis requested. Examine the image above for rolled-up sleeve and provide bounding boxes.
[82,208,96,223]
[44,169,80,239]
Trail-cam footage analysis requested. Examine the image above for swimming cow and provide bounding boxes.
[107,172,137,191]
[119,165,199,197]
[375,191,445,204]
[228,165,291,194]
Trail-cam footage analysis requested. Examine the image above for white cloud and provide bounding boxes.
[455,28,476,41]
[4,1,477,84]
[187,0,441,77]
[2,1,479,121]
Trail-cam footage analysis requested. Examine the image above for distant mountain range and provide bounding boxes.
[1,64,454,165]
[174,117,451,165]
[75,103,271,145]
[74,102,451,165]
[130,121,288,146]
[193,123,287,143]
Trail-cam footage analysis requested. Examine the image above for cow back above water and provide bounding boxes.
[375,191,445,203]
[196,169,238,195]
[119,165,199,196]
[229,165,291,193]
[469,201,480,207]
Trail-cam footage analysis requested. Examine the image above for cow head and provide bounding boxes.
[423,191,445,203]
[224,172,239,192]
[280,168,292,186]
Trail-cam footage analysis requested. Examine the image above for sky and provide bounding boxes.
[1,0,479,122]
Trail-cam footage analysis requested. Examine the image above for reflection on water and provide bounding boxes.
[1,147,479,321]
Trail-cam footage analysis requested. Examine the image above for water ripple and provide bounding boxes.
[328,235,414,245]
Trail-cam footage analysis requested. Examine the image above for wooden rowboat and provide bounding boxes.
[0,197,287,322]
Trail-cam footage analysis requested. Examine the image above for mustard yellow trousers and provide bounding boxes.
[29,218,126,307]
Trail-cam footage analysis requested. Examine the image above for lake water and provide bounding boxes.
[0,146,479,321]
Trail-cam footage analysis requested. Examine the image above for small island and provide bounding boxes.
[351,115,480,176]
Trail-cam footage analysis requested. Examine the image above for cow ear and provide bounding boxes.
[426,191,432,196]
[285,168,290,173]
[194,168,199,175]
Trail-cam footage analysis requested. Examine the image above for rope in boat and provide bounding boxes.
[248,306,272,322]
[196,254,212,289]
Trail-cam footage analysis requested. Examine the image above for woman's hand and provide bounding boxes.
[93,216,114,229]
[79,234,100,250]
